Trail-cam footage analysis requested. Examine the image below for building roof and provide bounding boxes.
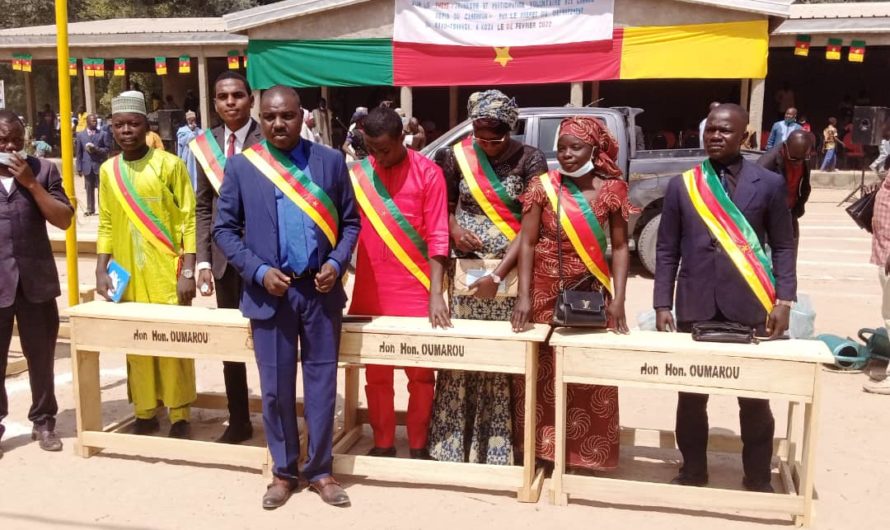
[0,18,246,48]
[789,1,890,19]
[223,0,792,33]
[774,2,890,36]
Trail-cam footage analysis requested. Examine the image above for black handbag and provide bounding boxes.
[846,188,877,233]
[691,321,756,344]
[551,181,608,329]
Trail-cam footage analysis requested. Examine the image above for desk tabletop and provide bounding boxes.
[343,316,551,342]
[67,301,248,326]
[550,329,834,364]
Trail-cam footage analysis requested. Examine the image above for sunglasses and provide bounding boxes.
[473,135,508,147]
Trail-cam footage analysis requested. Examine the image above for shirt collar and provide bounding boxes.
[223,120,252,146]
[711,155,744,177]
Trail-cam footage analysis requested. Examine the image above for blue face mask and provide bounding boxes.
[785,118,796,125]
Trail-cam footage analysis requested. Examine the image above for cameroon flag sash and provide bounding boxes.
[349,159,431,290]
[683,161,776,312]
[242,141,339,246]
[540,171,613,296]
[453,137,522,241]
[188,132,226,193]
[107,155,178,257]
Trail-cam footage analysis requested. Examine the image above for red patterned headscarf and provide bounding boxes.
[558,116,623,178]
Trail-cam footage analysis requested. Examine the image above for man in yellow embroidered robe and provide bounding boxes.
[96,91,197,438]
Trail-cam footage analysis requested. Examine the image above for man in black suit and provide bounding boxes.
[654,104,797,493]
[0,111,74,457]
[74,114,110,215]
[193,71,261,445]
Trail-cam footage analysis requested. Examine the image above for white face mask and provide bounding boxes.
[559,159,594,178]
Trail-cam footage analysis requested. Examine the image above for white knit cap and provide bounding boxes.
[111,91,147,116]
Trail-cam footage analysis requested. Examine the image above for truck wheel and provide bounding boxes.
[637,213,660,276]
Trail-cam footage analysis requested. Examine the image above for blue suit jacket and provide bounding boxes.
[653,159,797,326]
[74,129,109,176]
[212,139,361,320]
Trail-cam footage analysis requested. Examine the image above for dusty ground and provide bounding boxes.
[1,185,887,530]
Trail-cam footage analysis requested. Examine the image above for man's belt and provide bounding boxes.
[285,268,318,281]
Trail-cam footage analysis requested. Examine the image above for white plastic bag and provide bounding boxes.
[789,293,816,339]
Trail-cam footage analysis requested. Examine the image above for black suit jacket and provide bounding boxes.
[757,145,811,219]
[0,157,73,307]
[195,120,263,279]
[653,159,797,326]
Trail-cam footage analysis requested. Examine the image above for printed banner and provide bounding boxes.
[394,0,614,47]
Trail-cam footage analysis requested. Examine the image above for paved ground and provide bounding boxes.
[2,187,887,530]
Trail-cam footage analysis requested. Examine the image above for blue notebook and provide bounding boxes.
[106,260,131,303]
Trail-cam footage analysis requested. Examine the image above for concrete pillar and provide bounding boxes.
[83,75,97,114]
[740,79,751,111]
[399,86,413,119]
[24,72,35,125]
[749,78,766,134]
[570,82,583,107]
[449,86,459,128]
[197,54,211,129]
[320,86,330,104]
[590,81,601,106]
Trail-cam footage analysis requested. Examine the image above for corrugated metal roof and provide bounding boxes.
[674,0,792,17]
[224,0,371,32]
[789,2,890,20]
[774,16,890,36]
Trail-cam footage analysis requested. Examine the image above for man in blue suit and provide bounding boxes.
[213,86,360,509]
[654,104,797,493]
[74,114,110,215]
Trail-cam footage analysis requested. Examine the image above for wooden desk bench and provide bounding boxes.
[335,316,551,502]
[548,330,833,527]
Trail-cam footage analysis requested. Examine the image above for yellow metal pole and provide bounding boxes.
[55,0,79,307]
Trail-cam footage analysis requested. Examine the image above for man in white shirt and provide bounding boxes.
[193,71,263,445]
[869,123,890,176]
[699,101,720,148]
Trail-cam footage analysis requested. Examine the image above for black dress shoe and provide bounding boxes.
[367,446,397,457]
[133,417,160,435]
[216,422,253,444]
[670,472,709,487]
[31,428,63,452]
[168,420,191,439]
[743,477,775,493]
[409,448,432,460]
[263,476,298,510]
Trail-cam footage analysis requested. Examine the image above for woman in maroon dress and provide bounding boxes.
[511,116,636,470]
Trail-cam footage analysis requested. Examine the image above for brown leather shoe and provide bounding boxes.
[309,476,350,507]
[31,427,63,452]
[262,476,298,510]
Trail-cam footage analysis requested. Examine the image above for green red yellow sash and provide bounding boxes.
[188,131,226,193]
[452,137,522,241]
[242,141,339,246]
[683,160,776,312]
[349,159,431,290]
[107,154,178,257]
[540,171,613,296]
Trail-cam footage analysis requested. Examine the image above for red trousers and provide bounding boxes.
[365,365,435,449]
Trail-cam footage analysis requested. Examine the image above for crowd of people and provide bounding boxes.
[1,68,802,511]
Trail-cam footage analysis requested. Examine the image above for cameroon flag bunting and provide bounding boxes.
[155,56,167,75]
[849,40,866,63]
[114,58,126,77]
[69,58,78,76]
[227,50,240,69]
[92,58,104,77]
[794,35,811,57]
[179,55,191,74]
[826,38,843,60]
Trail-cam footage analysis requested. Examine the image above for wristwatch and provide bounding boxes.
[489,272,502,284]
[776,299,793,308]
[180,268,195,280]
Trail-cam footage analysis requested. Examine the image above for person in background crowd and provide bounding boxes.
[0,110,74,459]
[404,117,426,151]
[758,129,814,256]
[655,104,796,493]
[511,116,634,471]
[343,109,369,162]
[699,101,721,148]
[183,90,199,115]
[34,112,57,151]
[766,107,801,150]
[798,114,812,133]
[865,176,890,394]
[742,124,759,150]
[301,108,319,143]
[74,105,88,134]
[775,82,795,121]
[146,114,165,151]
[74,114,111,216]
[176,111,203,190]
[95,91,198,440]
[820,117,839,172]
[427,90,548,466]
[348,107,450,459]
[150,93,162,112]
[312,98,333,147]
[869,123,890,177]
[213,86,360,509]
[33,137,52,158]
[194,70,260,445]
[163,95,178,111]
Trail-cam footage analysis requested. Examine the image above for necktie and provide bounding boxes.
[227,132,236,158]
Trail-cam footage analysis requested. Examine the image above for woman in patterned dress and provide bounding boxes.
[511,116,636,471]
[427,90,548,465]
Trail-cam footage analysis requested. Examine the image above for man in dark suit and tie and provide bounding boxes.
[654,104,797,493]
[74,113,110,215]
[214,86,360,509]
[0,110,74,458]
[194,71,260,445]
